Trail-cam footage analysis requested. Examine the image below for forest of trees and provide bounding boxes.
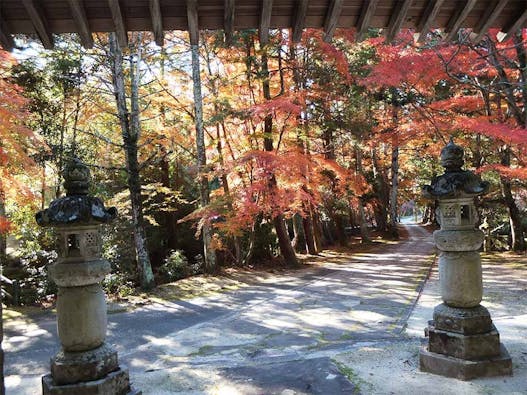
[1,27,526,302]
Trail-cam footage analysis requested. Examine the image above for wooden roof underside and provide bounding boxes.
[0,0,526,50]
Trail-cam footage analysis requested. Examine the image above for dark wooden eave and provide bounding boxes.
[0,0,525,50]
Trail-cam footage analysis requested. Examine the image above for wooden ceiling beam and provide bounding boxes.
[356,0,379,41]
[149,0,164,46]
[0,18,15,51]
[224,0,235,45]
[444,0,477,42]
[292,0,309,43]
[386,0,413,43]
[417,0,444,43]
[323,0,343,42]
[66,0,93,48]
[259,0,273,45]
[108,0,128,48]
[22,0,54,49]
[187,0,199,45]
[473,0,509,43]
[503,9,527,41]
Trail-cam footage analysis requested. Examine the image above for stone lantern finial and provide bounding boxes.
[440,138,464,172]
[63,157,91,196]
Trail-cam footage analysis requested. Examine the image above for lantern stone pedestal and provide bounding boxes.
[36,159,140,395]
[419,140,512,380]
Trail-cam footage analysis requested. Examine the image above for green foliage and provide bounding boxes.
[7,204,57,305]
[103,271,135,297]
[160,249,200,281]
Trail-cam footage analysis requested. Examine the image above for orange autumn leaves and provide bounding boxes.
[0,49,44,233]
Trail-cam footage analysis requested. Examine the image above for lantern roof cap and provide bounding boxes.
[35,158,117,227]
[422,139,489,199]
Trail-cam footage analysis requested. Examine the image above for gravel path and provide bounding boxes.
[5,224,441,394]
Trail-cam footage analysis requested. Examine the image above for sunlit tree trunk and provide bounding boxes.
[190,41,217,272]
[109,33,155,289]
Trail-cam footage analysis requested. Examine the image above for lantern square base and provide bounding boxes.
[428,323,501,360]
[42,367,140,395]
[419,344,512,380]
[433,303,493,335]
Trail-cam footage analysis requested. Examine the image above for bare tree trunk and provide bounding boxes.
[371,146,389,231]
[109,33,155,289]
[389,143,399,238]
[302,211,318,254]
[190,42,217,272]
[0,188,6,272]
[292,214,306,253]
[355,144,371,243]
[388,104,400,238]
[500,147,526,251]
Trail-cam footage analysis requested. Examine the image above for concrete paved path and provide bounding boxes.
[5,224,436,394]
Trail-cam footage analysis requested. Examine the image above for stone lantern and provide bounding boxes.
[419,140,512,380]
[36,158,139,394]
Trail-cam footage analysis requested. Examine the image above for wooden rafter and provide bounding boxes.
[292,0,309,43]
[503,9,527,41]
[22,0,54,49]
[259,0,273,45]
[0,18,15,51]
[323,0,343,42]
[417,0,445,43]
[149,0,164,46]
[67,0,93,48]
[224,0,235,45]
[444,0,477,42]
[187,0,199,45]
[108,0,128,48]
[473,0,509,43]
[386,0,413,43]
[356,0,379,41]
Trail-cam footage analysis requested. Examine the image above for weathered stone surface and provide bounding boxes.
[422,140,489,200]
[49,260,111,287]
[35,195,117,226]
[433,229,484,252]
[427,324,501,360]
[439,251,482,308]
[57,284,107,352]
[42,367,140,395]
[51,343,118,385]
[433,303,493,335]
[419,344,512,380]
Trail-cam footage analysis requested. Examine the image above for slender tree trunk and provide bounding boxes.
[109,33,155,289]
[500,147,526,251]
[371,146,389,231]
[190,42,217,272]
[388,103,400,238]
[389,144,399,238]
[355,144,371,243]
[292,214,307,253]
[0,173,5,395]
[302,211,317,254]
[0,189,6,271]
[261,49,298,266]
